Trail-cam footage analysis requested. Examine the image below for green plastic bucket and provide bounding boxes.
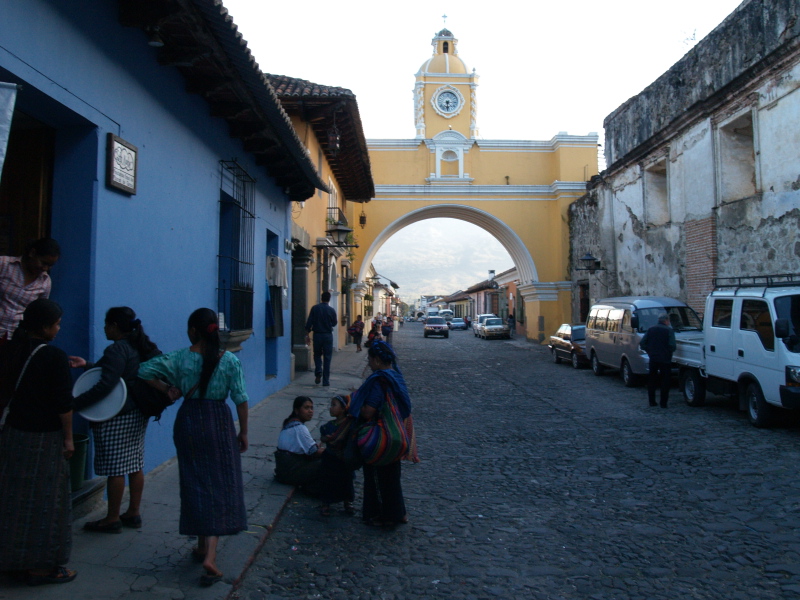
[69,433,90,492]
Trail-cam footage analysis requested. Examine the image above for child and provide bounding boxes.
[274,396,324,496]
[319,395,356,516]
[365,324,382,349]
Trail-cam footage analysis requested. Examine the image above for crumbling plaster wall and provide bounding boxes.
[604,0,800,168]
[570,0,800,319]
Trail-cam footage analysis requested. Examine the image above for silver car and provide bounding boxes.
[480,317,510,340]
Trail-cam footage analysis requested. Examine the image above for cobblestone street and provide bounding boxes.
[235,323,800,600]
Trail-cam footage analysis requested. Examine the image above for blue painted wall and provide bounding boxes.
[0,0,296,472]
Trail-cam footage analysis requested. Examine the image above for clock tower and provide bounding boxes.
[414,29,479,140]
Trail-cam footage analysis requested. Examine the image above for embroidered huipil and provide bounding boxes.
[138,348,249,404]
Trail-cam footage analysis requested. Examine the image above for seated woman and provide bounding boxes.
[274,396,323,496]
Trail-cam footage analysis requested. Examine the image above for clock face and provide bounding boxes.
[437,91,459,113]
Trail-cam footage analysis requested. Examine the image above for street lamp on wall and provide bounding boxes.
[372,273,399,289]
[576,253,606,275]
[321,222,358,248]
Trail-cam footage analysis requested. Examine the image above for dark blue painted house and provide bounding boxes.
[0,0,327,473]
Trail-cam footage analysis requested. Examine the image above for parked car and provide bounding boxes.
[549,324,589,369]
[448,317,467,330]
[585,296,702,387]
[423,316,449,338]
[480,317,510,339]
[473,313,496,337]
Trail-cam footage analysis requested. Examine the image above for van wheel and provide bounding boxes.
[621,359,637,387]
[591,353,604,376]
[746,382,773,428]
[551,348,562,364]
[681,369,706,407]
[571,352,581,369]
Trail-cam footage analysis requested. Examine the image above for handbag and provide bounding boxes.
[356,383,410,466]
[0,343,46,431]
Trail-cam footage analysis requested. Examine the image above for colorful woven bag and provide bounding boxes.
[356,387,410,466]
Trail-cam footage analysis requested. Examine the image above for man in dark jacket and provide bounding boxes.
[305,291,337,386]
[639,313,677,407]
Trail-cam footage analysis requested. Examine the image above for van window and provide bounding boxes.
[587,311,597,329]
[621,310,633,333]
[635,306,702,332]
[774,294,800,353]
[740,299,774,351]
[608,309,623,333]
[711,299,733,328]
[594,309,609,331]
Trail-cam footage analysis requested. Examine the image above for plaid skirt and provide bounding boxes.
[91,407,149,476]
[0,427,71,570]
[173,398,246,537]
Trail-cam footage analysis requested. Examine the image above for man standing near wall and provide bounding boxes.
[639,313,676,408]
[304,291,337,386]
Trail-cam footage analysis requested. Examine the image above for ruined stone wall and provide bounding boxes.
[604,0,800,168]
[717,202,800,278]
[570,0,800,321]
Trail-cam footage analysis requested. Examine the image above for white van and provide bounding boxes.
[585,297,702,386]
[674,275,800,427]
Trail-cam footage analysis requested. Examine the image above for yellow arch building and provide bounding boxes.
[348,28,599,341]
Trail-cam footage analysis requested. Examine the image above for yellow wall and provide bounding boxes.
[354,136,597,340]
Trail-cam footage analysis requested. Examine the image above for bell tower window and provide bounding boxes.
[443,42,449,53]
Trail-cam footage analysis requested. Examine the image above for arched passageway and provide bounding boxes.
[356,204,538,284]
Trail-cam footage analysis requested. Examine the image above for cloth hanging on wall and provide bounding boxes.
[0,82,18,184]
[266,255,288,288]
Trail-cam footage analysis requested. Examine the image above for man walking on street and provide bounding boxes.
[639,313,676,407]
[305,291,337,386]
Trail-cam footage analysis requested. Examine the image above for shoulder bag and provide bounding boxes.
[0,343,46,431]
[356,382,410,466]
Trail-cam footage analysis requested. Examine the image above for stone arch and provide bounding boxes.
[356,204,539,284]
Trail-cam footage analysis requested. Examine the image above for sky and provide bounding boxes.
[223,0,744,305]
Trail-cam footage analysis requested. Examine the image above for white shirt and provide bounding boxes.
[277,420,317,455]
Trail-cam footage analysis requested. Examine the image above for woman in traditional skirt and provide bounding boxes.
[0,298,77,585]
[69,307,162,533]
[348,339,417,527]
[138,308,248,588]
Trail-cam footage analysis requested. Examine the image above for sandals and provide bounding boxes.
[120,514,142,528]
[83,519,122,534]
[199,571,223,587]
[27,566,77,586]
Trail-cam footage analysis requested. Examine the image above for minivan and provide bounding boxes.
[585,296,702,386]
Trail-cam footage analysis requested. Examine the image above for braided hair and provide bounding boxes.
[105,306,159,360]
[187,308,221,397]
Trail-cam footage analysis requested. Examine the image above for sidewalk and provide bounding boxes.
[0,344,369,600]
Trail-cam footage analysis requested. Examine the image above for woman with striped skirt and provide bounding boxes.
[138,308,248,588]
[0,299,77,585]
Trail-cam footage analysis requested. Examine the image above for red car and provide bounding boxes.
[549,324,589,369]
